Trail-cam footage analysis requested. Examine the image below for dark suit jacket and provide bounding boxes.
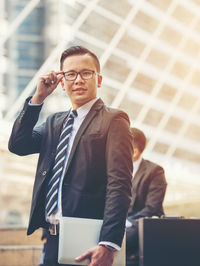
[127,159,167,223]
[8,97,133,247]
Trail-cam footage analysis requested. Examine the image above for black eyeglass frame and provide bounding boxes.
[62,69,97,81]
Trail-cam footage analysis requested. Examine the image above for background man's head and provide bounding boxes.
[60,46,100,73]
[130,128,146,161]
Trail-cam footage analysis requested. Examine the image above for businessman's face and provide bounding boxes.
[61,54,102,110]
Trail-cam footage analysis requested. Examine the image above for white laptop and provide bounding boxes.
[58,217,126,266]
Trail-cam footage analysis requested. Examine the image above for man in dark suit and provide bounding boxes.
[8,46,133,266]
[126,128,167,265]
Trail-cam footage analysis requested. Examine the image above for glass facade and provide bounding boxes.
[5,0,45,98]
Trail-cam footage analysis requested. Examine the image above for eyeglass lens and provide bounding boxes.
[64,70,95,81]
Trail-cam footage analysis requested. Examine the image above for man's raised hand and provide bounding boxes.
[31,71,64,104]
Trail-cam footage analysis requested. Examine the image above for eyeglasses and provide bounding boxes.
[63,69,97,81]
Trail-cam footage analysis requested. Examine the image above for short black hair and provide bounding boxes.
[60,46,100,73]
[130,128,146,153]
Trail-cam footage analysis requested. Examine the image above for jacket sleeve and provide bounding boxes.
[99,112,133,247]
[8,97,44,156]
[128,166,167,221]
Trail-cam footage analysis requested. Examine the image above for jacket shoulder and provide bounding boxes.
[45,111,68,121]
[102,105,130,123]
[142,159,165,173]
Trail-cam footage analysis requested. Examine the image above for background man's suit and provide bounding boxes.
[8,97,133,248]
[126,158,167,256]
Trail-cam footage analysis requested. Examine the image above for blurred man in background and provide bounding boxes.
[126,128,167,265]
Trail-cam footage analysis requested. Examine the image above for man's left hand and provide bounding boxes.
[75,245,114,266]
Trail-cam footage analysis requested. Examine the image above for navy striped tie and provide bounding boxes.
[45,110,77,216]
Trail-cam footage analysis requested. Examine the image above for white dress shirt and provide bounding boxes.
[46,97,99,224]
[132,156,142,180]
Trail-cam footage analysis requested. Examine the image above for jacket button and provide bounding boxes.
[42,171,47,176]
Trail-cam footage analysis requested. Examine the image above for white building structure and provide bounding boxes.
[1,0,200,225]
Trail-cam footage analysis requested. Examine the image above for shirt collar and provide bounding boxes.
[71,97,99,119]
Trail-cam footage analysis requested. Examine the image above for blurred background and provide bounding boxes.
[0,0,200,227]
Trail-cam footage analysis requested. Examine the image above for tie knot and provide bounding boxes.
[70,110,78,118]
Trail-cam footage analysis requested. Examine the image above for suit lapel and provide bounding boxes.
[131,159,146,203]
[52,111,69,152]
[63,99,104,176]
[133,159,146,187]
